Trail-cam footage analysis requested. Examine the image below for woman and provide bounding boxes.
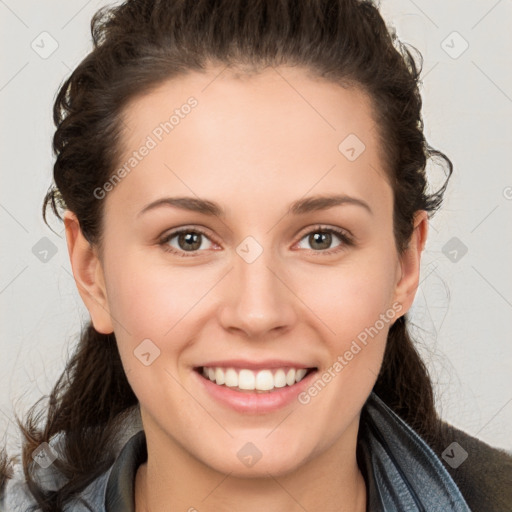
[1,0,511,510]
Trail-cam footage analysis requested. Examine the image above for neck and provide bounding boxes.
[135,418,367,512]
[135,463,366,512]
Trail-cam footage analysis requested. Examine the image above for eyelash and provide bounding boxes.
[158,225,354,258]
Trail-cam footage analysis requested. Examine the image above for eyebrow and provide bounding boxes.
[137,194,373,218]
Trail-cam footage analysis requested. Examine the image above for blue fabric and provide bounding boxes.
[357,393,471,511]
[0,391,472,511]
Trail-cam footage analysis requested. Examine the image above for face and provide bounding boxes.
[66,65,426,477]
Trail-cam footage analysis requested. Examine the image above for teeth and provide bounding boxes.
[286,369,296,386]
[225,368,238,387]
[274,369,287,388]
[295,368,307,382]
[255,370,274,391]
[200,366,311,391]
[215,367,225,385]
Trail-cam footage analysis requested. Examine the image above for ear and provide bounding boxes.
[63,211,114,334]
[392,210,429,316]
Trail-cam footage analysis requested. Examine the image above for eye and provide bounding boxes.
[159,227,217,257]
[159,224,354,258]
[295,225,353,255]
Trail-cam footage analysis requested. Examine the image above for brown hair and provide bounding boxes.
[1,0,453,510]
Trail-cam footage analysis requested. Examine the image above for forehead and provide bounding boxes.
[114,66,390,216]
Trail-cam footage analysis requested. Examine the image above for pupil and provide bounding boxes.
[180,232,201,251]
[311,232,331,250]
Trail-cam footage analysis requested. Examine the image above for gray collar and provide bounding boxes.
[104,392,471,511]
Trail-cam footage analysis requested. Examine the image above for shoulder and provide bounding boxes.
[1,472,38,512]
[361,391,512,511]
[0,461,113,512]
[1,413,142,511]
[434,420,512,511]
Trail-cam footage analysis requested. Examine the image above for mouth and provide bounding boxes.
[194,365,318,394]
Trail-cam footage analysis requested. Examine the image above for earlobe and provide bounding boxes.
[392,210,429,316]
[63,211,114,334]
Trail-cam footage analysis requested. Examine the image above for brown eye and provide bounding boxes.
[295,226,353,254]
[308,232,333,250]
[176,232,203,251]
[160,228,215,256]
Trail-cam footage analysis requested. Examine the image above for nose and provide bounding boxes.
[218,247,298,340]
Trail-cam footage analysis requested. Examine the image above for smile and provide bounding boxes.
[193,362,319,413]
[198,366,315,393]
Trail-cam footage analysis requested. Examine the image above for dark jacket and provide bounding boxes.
[429,416,512,511]
[2,391,511,511]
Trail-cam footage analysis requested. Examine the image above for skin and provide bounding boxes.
[64,65,428,512]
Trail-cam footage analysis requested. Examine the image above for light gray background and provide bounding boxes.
[1,0,511,457]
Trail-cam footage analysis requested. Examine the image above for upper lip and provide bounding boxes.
[196,359,318,371]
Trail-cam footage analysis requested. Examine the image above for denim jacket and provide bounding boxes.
[2,391,511,511]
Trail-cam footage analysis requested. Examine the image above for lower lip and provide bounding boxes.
[193,368,318,414]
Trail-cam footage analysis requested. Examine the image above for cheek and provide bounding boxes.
[102,250,232,395]
[102,252,208,411]
[292,252,399,436]
[305,249,399,344]
[104,251,215,338]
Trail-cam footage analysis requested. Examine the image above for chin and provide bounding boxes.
[199,441,310,479]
